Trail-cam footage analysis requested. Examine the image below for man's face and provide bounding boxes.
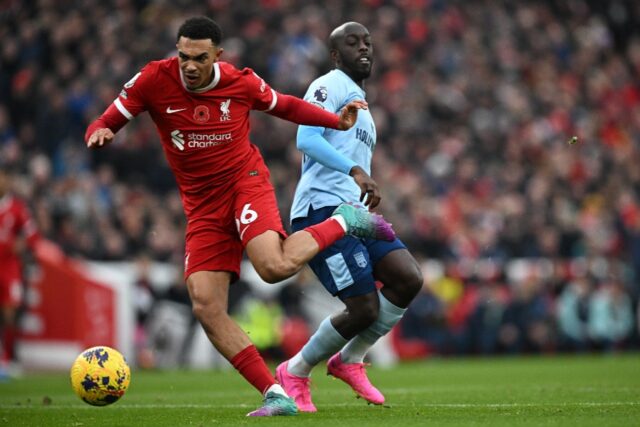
[176,37,222,90]
[334,25,373,82]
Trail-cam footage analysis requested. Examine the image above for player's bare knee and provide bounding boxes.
[191,299,226,323]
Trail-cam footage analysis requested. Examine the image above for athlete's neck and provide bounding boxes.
[336,67,366,90]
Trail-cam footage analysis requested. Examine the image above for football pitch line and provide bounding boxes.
[1,401,638,410]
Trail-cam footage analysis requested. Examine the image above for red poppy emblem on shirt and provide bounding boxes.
[193,105,210,123]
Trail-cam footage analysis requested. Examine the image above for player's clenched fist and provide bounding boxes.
[86,128,115,148]
[337,100,368,130]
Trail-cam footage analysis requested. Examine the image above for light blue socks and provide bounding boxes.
[340,291,406,363]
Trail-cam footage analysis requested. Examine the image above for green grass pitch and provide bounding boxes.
[1,354,639,426]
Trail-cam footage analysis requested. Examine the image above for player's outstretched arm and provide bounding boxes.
[268,93,367,130]
[84,102,129,148]
[86,128,115,148]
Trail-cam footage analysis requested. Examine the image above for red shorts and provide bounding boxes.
[183,158,287,281]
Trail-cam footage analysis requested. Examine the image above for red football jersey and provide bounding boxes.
[0,195,37,273]
[112,59,279,217]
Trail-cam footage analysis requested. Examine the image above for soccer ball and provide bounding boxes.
[70,346,131,406]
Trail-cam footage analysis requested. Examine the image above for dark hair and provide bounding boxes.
[177,17,223,45]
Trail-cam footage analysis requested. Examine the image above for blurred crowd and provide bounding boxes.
[2,0,640,356]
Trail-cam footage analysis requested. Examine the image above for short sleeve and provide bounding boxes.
[244,69,278,112]
[302,76,343,114]
[113,64,155,120]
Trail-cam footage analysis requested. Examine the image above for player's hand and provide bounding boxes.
[350,166,381,208]
[87,128,115,148]
[337,100,368,130]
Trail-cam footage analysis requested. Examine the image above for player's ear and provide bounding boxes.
[330,49,339,66]
[214,47,224,61]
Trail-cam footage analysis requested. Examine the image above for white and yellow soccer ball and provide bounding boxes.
[70,346,131,406]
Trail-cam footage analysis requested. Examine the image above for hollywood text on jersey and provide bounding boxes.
[355,127,375,150]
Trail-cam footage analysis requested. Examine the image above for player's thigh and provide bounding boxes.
[371,247,421,286]
[293,206,377,299]
[184,216,243,282]
[370,240,423,301]
[234,171,287,247]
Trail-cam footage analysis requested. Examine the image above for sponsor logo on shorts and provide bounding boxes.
[170,129,232,151]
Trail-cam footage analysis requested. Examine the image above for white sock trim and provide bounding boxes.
[331,215,348,232]
[378,291,406,315]
[266,383,287,397]
[287,353,313,378]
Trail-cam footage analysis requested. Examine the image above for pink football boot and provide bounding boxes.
[275,361,317,412]
[326,353,385,405]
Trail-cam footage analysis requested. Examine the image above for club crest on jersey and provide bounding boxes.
[220,99,231,121]
[354,251,368,268]
[314,86,328,102]
[193,105,210,123]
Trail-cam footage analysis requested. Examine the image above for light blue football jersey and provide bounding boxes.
[290,69,376,220]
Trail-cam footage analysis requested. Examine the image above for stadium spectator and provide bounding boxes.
[588,279,634,350]
[400,271,450,354]
[132,253,157,369]
[499,278,555,354]
[1,0,639,358]
[556,275,593,351]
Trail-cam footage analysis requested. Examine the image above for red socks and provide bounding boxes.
[305,218,345,251]
[1,327,16,362]
[230,345,276,394]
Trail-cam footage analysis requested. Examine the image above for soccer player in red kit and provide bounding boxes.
[85,16,395,416]
[0,168,40,377]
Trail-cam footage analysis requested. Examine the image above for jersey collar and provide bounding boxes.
[333,68,366,98]
[180,62,221,93]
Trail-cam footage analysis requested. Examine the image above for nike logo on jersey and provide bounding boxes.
[166,106,187,114]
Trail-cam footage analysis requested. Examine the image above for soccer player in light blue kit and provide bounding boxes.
[276,22,423,412]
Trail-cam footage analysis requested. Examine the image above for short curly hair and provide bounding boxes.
[177,16,222,45]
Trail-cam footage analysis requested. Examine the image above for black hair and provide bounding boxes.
[177,16,223,45]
